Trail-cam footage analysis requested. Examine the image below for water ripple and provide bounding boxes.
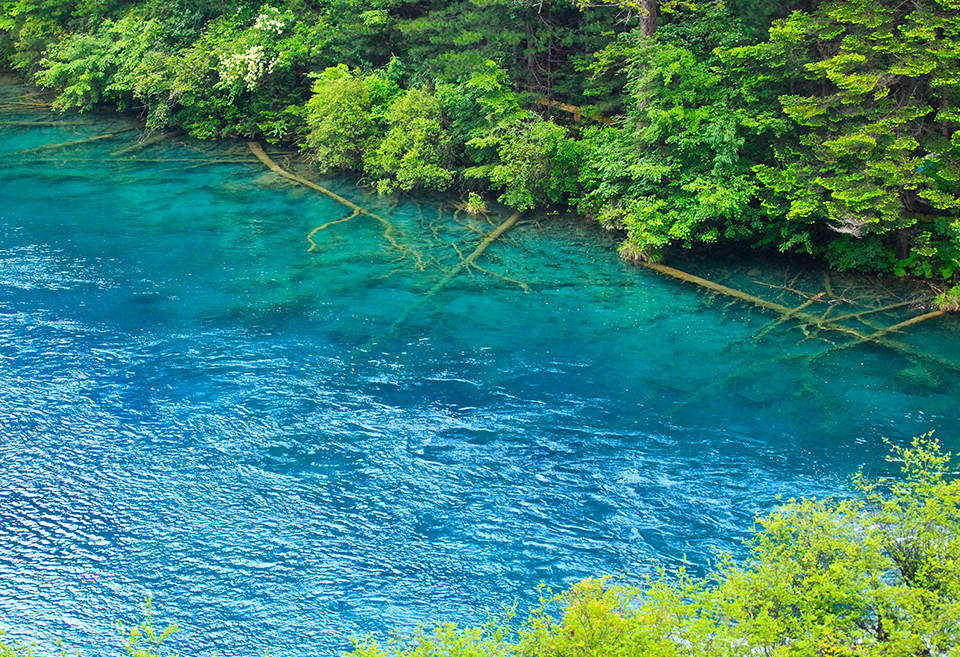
[1,108,958,657]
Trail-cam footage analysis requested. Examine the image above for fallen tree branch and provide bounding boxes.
[467,260,530,292]
[813,310,948,361]
[248,141,423,266]
[366,211,524,346]
[17,130,135,154]
[110,130,180,157]
[829,300,921,324]
[307,208,360,251]
[822,271,836,299]
[641,261,959,372]
[754,294,823,341]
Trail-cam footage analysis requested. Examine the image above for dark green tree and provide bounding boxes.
[727,0,960,275]
[578,1,783,260]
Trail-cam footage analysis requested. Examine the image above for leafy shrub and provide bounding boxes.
[303,65,399,172]
[350,434,960,657]
[0,599,177,657]
[0,631,35,657]
[117,598,178,657]
[365,86,455,194]
[32,3,326,137]
[478,117,581,211]
[935,285,960,312]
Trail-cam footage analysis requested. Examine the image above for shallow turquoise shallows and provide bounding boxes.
[2,83,959,657]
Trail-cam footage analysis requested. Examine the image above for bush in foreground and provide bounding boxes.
[352,434,960,657]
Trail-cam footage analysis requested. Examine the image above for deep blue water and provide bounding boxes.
[1,84,959,656]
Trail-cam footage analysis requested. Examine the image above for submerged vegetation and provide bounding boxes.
[2,0,960,279]
[1,436,957,656]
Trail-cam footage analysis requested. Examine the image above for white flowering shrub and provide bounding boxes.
[218,44,277,91]
[212,4,300,93]
[253,6,288,34]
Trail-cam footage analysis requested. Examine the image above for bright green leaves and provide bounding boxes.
[304,67,463,195]
[740,0,960,273]
[348,436,960,657]
[170,5,327,138]
[858,436,960,592]
[464,61,526,130]
[720,497,891,654]
[35,27,120,111]
[117,598,179,657]
[34,12,185,113]
[32,3,329,137]
[366,87,455,194]
[480,118,582,210]
[304,65,396,172]
[0,631,36,657]
[577,3,774,259]
[304,65,462,193]
[300,58,583,207]
[459,61,581,209]
[850,435,960,652]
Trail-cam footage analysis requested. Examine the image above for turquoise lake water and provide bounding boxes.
[1,83,959,656]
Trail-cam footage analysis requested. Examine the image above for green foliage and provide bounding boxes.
[354,608,517,657]
[395,1,523,86]
[350,435,960,657]
[478,117,581,211]
[167,4,327,138]
[303,65,399,171]
[936,284,960,311]
[464,192,487,216]
[578,1,778,259]
[34,25,122,111]
[0,632,36,657]
[824,233,897,273]
[0,599,177,657]
[365,86,455,193]
[731,0,960,275]
[117,598,179,657]
[31,2,327,137]
[459,61,581,210]
[10,0,960,278]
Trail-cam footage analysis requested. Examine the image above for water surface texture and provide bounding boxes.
[2,83,959,656]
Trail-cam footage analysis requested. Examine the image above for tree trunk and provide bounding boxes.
[896,227,910,260]
[640,0,657,37]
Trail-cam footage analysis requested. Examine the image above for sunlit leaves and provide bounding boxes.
[349,436,960,657]
[577,2,775,259]
[304,65,397,172]
[365,87,455,193]
[737,0,960,273]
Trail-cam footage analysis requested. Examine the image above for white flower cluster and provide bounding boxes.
[219,45,277,90]
[254,6,287,34]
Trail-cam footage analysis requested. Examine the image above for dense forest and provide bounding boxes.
[3,0,960,283]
